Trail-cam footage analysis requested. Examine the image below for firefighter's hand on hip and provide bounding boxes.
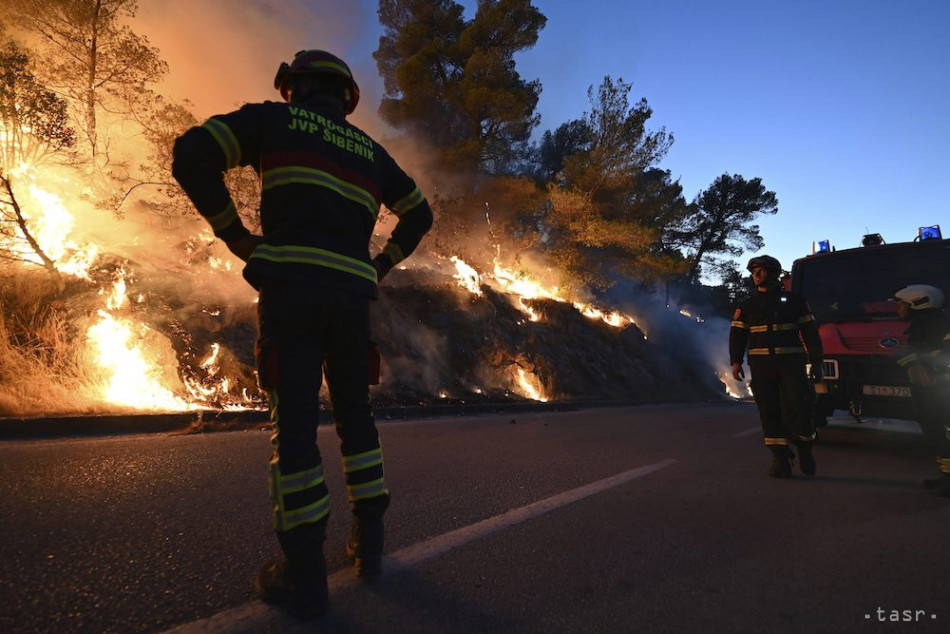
[731,363,745,381]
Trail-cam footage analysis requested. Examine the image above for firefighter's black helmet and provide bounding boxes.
[273,50,360,114]
[746,255,782,273]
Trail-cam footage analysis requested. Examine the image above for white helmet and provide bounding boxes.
[893,284,945,310]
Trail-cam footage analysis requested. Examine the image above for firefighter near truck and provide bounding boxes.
[788,226,949,424]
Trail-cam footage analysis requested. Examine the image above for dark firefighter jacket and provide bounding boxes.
[172,100,433,297]
[729,284,823,365]
[897,308,950,385]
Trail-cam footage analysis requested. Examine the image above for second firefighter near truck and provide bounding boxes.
[172,49,433,620]
[893,284,950,497]
[730,255,824,478]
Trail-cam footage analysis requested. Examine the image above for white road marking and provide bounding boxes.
[164,458,677,633]
[734,426,761,438]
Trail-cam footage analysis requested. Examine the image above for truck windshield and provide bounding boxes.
[794,244,950,322]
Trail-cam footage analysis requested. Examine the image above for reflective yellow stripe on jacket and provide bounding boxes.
[897,353,919,367]
[205,201,240,232]
[749,346,805,356]
[772,322,799,331]
[202,117,241,169]
[390,187,425,216]
[262,166,379,221]
[250,244,378,283]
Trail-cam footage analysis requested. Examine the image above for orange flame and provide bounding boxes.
[87,309,194,411]
[447,255,645,333]
[514,367,548,402]
[450,256,482,296]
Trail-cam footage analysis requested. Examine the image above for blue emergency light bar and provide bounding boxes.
[813,240,831,254]
[919,225,942,241]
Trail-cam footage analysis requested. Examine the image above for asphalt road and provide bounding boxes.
[1,403,948,633]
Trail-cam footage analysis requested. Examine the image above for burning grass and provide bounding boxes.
[0,262,264,417]
[0,240,734,418]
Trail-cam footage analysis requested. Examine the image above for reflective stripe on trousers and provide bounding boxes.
[267,388,330,531]
[342,447,388,503]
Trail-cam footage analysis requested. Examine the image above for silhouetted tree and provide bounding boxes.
[672,173,778,281]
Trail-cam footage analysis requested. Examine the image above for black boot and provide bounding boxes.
[797,442,817,476]
[257,521,329,619]
[347,494,389,578]
[768,446,793,478]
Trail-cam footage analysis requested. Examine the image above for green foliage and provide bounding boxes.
[562,77,672,196]
[374,0,546,173]
[537,76,688,287]
[671,173,779,281]
[534,119,593,183]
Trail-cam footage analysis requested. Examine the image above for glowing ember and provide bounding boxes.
[450,256,482,296]
[87,310,193,411]
[515,367,548,402]
[182,343,253,410]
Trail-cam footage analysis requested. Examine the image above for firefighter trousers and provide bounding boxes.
[257,285,390,551]
[912,384,950,475]
[749,356,815,449]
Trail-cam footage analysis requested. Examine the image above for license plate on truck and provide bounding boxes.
[862,385,912,398]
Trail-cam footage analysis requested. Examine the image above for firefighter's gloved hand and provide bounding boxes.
[226,234,263,263]
[808,363,824,382]
[731,363,745,381]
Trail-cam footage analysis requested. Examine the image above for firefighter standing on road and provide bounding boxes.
[730,256,824,478]
[172,49,433,619]
[893,285,950,497]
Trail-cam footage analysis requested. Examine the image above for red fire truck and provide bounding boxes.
[788,227,949,423]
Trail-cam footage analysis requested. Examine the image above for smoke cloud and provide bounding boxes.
[136,0,375,119]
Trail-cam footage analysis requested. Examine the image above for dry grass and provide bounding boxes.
[0,269,107,417]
